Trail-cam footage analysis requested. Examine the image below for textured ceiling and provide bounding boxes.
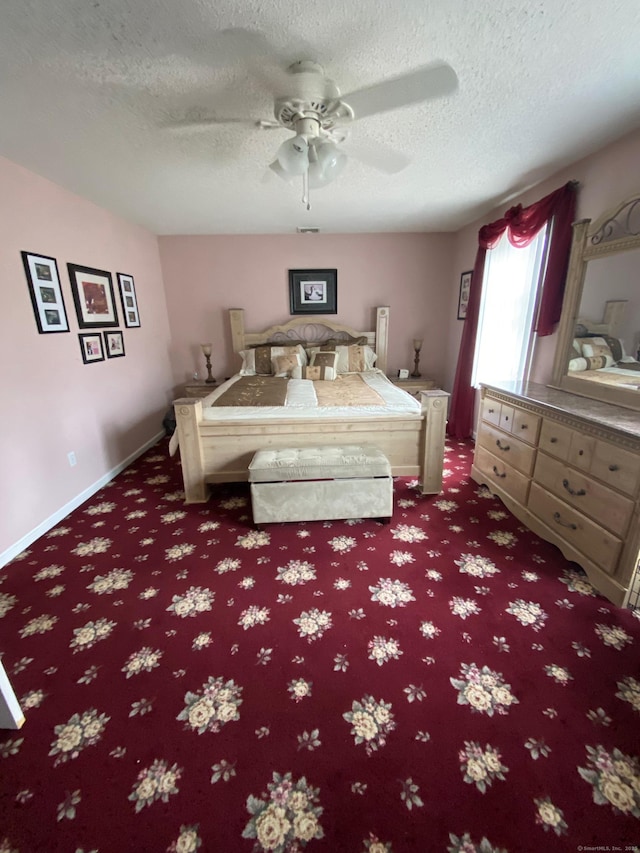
[1,0,639,234]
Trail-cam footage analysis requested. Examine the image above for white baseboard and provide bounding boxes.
[0,431,166,569]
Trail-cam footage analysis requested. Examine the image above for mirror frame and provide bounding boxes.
[550,192,640,412]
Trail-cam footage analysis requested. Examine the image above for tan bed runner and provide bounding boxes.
[211,373,385,408]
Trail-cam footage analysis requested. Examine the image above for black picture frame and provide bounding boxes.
[104,330,125,359]
[68,263,119,329]
[289,269,337,315]
[78,332,105,364]
[116,272,141,328]
[21,251,70,334]
[457,270,472,320]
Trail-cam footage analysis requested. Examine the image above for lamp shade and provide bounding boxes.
[276,135,309,176]
[308,141,347,188]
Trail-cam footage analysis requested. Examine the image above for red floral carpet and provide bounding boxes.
[1,438,639,853]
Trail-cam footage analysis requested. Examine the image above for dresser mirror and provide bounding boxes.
[550,193,640,412]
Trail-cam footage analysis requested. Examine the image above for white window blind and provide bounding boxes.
[472,226,548,388]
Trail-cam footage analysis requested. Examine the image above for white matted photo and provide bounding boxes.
[117,272,141,328]
[104,330,125,359]
[79,332,105,364]
[21,251,70,334]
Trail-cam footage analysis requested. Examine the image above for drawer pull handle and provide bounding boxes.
[562,478,586,497]
[553,511,577,531]
[492,465,506,479]
[609,464,619,472]
[550,437,558,444]
[496,439,511,452]
[520,423,528,430]
[488,408,495,414]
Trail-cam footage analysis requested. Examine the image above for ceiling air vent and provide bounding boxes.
[296,226,320,234]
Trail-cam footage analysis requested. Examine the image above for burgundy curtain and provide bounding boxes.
[446,181,577,440]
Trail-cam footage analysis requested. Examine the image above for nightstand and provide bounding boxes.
[389,376,437,399]
[182,380,217,398]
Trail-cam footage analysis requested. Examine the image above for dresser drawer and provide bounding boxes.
[539,419,573,460]
[511,408,541,446]
[534,452,634,537]
[477,422,536,476]
[591,440,640,497]
[481,396,501,427]
[475,445,531,505]
[528,482,622,575]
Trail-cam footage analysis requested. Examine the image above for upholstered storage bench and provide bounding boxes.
[248,445,393,524]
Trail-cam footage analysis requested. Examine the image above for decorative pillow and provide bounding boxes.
[239,344,307,375]
[309,344,376,373]
[568,354,608,373]
[602,335,623,363]
[584,355,607,370]
[272,352,303,377]
[321,335,368,348]
[571,338,583,359]
[303,365,336,381]
[580,337,615,367]
[568,356,587,372]
[308,350,338,380]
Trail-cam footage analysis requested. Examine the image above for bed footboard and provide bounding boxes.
[174,390,450,504]
[174,398,210,504]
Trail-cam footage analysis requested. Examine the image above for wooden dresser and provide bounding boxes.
[471,381,640,608]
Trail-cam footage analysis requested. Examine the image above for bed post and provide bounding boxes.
[174,398,210,503]
[375,306,389,374]
[230,308,245,353]
[419,389,450,494]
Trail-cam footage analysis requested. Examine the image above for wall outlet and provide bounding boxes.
[67,451,77,467]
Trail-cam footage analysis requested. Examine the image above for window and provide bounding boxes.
[472,226,548,388]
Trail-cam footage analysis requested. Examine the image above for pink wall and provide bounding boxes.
[0,156,172,559]
[159,233,455,390]
[444,126,640,395]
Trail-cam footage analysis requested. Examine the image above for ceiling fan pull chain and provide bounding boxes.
[302,170,311,210]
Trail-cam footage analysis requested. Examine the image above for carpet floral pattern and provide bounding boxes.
[0,438,639,852]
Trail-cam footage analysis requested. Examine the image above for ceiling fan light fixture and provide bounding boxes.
[276,134,309,175]
[308,141,347,189]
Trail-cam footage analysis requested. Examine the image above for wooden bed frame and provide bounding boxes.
[173,307,449,503]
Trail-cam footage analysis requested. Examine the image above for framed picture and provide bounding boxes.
[457,270,472,320]
[68,263,119,329]
[116,272,141,328]
[21,251,69,334]
[289,269,337,315]
[79,333,105,364]
[104,330,125,358]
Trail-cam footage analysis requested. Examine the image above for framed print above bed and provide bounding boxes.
[68,263,119,329]
[289,269,337,315]
[117,272,141,328]
[21,251,69,334]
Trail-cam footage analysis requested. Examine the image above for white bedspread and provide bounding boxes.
[201,370,422,421]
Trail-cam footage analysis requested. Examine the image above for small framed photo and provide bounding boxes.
[68,263,119,329]
[79,332,105,364]
[21,251,69,334]
[457,270,472,320]
[117,272,141,328]
[104,330,125,358]
[289,269,337,315]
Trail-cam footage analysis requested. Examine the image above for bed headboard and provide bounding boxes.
[229,306,389,374]
[575,299,627,338]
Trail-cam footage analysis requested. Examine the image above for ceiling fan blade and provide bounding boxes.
[164,116,281,131]
[343,138,410,174]
[341,62,458,122]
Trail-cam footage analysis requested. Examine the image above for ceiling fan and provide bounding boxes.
[172,48,458,209]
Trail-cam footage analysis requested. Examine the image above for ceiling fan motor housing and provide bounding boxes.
[274,62,353,130]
